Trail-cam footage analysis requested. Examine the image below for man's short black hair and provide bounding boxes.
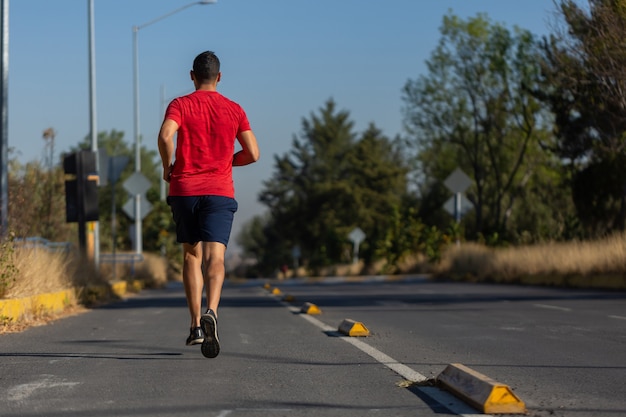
[193,51,220,83]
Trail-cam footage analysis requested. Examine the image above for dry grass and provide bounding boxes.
[437,234,626,289]
[273,254,430,279]
[3,249,172,300]
[5,233,625,301]
[0,249,174,333]
[96,252,174,287]
[135,252,178,286]
[4,248,107,299]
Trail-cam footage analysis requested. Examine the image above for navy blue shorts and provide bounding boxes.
[167,195,238,246]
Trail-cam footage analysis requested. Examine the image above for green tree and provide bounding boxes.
[533,0,626,236]
[236,213,290,277]
[8,134,75,242]
[257,99,411,271]
[260,99,357,269]
[8,158,74,241]
[402,12,562,242]
[343,125,409,262]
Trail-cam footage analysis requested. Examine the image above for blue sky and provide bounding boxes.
[8,0,557,246]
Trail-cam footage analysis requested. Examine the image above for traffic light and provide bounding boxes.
[64,150,99,223]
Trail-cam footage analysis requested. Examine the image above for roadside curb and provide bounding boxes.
[254,274,431,288]
[0,280,145,323]
[0,288,76,322]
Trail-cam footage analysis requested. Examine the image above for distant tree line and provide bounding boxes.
[237,0,626,275]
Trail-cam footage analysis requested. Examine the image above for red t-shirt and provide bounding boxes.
[164,90,251,198]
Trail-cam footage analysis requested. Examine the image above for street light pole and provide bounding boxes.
[88,0,99,266]
[0,0,7,239]
[131,0,216,253]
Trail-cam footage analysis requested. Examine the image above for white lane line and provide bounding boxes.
[287,304,492,417]
[288,306,428,382]
[342,336,429,383]
[234,409,293,413]
[608,315,626,320]
[534,303,571,312]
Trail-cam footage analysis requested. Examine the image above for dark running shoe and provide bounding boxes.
[200,309,220,358]
[186,326,204,346]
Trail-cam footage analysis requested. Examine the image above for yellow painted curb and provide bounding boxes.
[110,281,128,297]
[0,289,76,322]
[338,318,370,336]
[109,280,144,297]
[300,302,322,315]
[437,363,526,414]
[1,280,145,323]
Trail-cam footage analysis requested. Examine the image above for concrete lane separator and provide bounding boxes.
[437,363,527,414]
[300,302,322,315]
[280,300,429,383]
[282,294,296,302]
[272,295,494,417]
[338,318,370,336]
[293,305,491,416]
[262,282,282,296]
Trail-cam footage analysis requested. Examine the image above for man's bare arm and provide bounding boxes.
[158,119,179,182]
[233,130,260,166]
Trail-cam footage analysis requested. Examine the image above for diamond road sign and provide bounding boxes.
[123,194,153,220]
[348,227,366,245]
[108,156,130,184]
[444,168,472,194]
[123,172,151,195]
[444,194,471,217]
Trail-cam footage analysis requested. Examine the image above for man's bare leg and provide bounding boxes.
[182,242,203,328]
[202,241,227,317]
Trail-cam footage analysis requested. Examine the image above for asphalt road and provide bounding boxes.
[1,277,624,417]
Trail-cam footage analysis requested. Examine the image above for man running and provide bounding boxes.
[158,51,260,358]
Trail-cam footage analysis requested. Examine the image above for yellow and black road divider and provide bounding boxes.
[338,318,371,336]
[300,302,322,315]
[436,363,526,414]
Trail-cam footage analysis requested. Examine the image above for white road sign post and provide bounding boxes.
[291,245,301,275]
[348,227,366,265]
[122,171,152,253]
[443,168,472,245]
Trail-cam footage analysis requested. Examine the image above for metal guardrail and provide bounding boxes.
[100,253,144,277]
[14,237,72,253]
